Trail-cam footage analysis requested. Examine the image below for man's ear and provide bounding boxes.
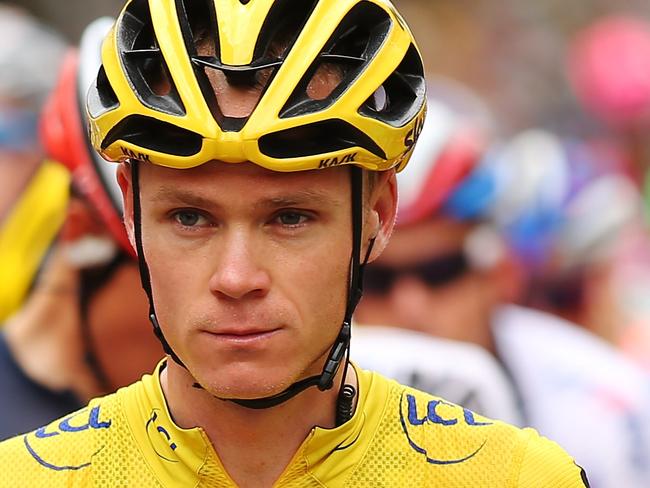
[365,170,398,263]
[116,163,136,251]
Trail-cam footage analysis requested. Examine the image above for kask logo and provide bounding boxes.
[319,152,358,169]
[121,146,151,162]
[23,405,112,471]
[399,393,491,465]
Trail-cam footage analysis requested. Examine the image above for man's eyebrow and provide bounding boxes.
[255,190,344,209]
[151,187,220,209]
[151,187,343,209]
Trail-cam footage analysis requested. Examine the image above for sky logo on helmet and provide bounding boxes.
[319,152,358,169]
[405,114,425,150]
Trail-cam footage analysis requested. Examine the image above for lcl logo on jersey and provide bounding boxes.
[399,393,491,465]
[23,405,112,471]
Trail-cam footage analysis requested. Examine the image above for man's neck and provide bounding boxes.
[161,359,356,488]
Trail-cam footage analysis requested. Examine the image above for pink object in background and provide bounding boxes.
[568,15,650,127]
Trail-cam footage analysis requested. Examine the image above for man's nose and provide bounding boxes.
[208,229,271,300]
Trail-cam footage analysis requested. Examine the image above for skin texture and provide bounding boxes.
[118,161,396,487]
[355,217,516,353]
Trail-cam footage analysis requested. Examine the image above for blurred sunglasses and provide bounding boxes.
[363,251,470,295]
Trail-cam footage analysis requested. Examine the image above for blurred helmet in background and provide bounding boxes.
[40,17,132,256]
[397,77,493,226]
[567,15,650,129]
[0,4,67,110]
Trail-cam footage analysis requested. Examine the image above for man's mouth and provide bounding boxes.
[202,327,282,346]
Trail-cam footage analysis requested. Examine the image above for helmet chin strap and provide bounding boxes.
[130,162,371,413]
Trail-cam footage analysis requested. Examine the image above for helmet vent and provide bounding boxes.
[118,0,186,116]
[252,0,319,63]
[87,64,120,118]
[258,119,386,160]
[101,114,202,157]
[177,0,318,132]
[175,0,224,124]
[369,85,388,112]
[280,1,392,119]
[358,43,425,127]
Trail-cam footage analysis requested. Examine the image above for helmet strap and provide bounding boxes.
[131,161,187,368]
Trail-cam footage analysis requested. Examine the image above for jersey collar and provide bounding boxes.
[122,359,389,487]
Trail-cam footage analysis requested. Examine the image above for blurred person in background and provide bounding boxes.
[0,17,161,441]
[0,4,68,321]
[353,83,523,425]
[504,131,645,347]
[355,90,650,488]
[566,14,650,370]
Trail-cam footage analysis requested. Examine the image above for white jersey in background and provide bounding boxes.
[351,325,524,426]
[353,306,650,488]
[494,304,650,488]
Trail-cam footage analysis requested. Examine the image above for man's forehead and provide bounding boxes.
[151,185,343,208]
[140,160,349,207]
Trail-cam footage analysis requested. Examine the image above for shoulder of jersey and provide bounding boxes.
[0,390,123,486]
[392,383,588,487]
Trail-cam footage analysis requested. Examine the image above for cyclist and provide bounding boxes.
[355,118,649,487]
[0,1,588,486]
[0,17,161,440]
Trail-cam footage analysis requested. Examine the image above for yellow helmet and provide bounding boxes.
[87,0,426,173]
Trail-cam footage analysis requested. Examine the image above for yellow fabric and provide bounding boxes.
[0,160,69,321]
[0,361,587,487]
[90,0,425,173]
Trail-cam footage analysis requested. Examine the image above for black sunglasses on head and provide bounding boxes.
[363,251,470,295]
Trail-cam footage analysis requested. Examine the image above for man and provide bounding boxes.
[355,109,650,487]
[0,17,161,440]
[0,1,588,486]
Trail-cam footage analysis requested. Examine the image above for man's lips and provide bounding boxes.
[200,327,282,345]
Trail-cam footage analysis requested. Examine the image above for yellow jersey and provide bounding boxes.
[0,361,588,487]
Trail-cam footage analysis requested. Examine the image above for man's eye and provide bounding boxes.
[277,212,308,227]
[174,211,204,227]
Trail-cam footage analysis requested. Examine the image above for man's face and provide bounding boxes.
[131,161,358,399]
[355,217,498,349]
